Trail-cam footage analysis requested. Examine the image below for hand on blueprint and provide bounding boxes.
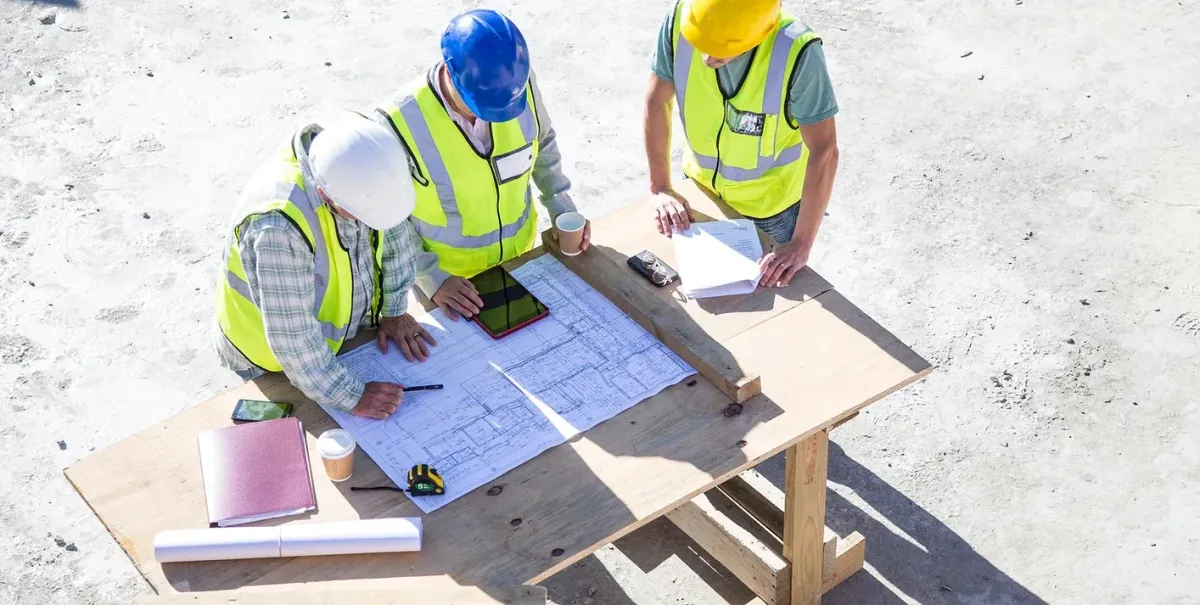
[350,381,405,419]
[652,189,695,237]
[758,240,811,288]
[432,277,484,321]
[377,314,437,362]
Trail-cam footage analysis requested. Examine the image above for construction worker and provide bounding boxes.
[213,112,435,420]
[375,9,589,321]
[645,0,840,288]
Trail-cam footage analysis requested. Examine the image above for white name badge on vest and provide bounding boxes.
[725,104,766,137]
[494,143,534,184]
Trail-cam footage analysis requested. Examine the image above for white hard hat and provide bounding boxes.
[308,113,416,230]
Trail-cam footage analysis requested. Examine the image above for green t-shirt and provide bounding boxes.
[651,11,838,127]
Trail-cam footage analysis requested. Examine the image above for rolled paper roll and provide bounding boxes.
[279,518,422,557]
[153,518,422,563]
[154,526,280,563]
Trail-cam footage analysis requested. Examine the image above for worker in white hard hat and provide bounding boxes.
[213,111,433,420]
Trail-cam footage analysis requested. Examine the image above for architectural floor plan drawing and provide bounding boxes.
[321,255,695,513]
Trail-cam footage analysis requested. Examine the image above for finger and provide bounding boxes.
[764,261,788,288]
[780,265,799,287]
[758,255,777,286]
[398,337,416,362]
[581,223,591,251]
[667,205,683,233]
[443,304,460,322]
[462,287,485,310]
[677,205,692,230]
[448,296,477,318]
[419,326,437,346]
[375,329,388,353]
[656,209,669,236]
[413,334,430,360]
[403,334,426,362]
[377,382,403,396]
[452,293,481,316]
[363,408,388,420]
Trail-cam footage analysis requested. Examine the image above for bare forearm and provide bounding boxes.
[644,76,675,193]
[793,146,839,250]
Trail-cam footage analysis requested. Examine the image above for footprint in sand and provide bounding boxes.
[95,304,140,324]
[0,335,43,365]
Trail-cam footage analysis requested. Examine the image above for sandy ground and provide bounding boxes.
[2,0,1198,603]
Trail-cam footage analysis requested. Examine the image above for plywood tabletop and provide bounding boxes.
[66,185,930,595]
[136,586,547,604]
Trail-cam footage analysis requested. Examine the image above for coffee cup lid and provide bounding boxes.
[317,429,356,458]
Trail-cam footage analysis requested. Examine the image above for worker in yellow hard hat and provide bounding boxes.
[645,0,840,288]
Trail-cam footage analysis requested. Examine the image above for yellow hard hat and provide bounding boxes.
[680,0,781,59]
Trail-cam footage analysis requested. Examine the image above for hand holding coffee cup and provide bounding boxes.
[554,212,589,256]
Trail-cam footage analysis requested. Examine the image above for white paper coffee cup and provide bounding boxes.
[555,212,587,256]
[317,429,356,482]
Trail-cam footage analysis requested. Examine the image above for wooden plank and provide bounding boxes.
[137,586,547,604]
[543,230,760,403]
[829,412,859,431]
[821,532,865,594]
[66,234,929,594]
[718,470,837,579]
[783,431,829,605]
[722,289,932,431]
[666,492,789,604]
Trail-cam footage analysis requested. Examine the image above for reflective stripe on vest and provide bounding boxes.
[224,180,343,341]
[218,131,381,371]
[378,70,541,278]
[672,7,819,218]
[394,98,537,249]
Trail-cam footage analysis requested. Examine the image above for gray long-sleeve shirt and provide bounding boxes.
[382,66,577,297]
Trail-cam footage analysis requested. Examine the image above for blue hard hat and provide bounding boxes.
[441,10,531,123]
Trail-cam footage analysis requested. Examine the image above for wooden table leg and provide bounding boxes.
[783,429,829,605]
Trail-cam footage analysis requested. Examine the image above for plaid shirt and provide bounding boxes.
[213,212,417,412]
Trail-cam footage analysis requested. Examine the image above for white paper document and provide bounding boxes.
[322,255,695,513]
[672,219,764,298]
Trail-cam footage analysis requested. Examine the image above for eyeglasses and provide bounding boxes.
[639,253,674,287]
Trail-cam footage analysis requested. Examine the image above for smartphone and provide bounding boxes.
[231,399,294,422]
[468,266,549,339]
[627,250,679,287]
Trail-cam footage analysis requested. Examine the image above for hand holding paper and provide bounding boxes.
[758,239,811,288]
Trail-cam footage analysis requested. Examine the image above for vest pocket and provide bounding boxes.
[760,113,781,160]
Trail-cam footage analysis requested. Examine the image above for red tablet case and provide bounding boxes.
[197,417,316,527]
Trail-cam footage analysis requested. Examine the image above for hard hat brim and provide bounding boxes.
[679,0,777,59]
[460,85,529,123]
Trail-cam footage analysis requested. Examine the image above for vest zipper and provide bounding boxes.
[344,229,355,344]
[371,230,382,325]
[332,218,356,346]
[712,109,724,193]
[493,170,504,266]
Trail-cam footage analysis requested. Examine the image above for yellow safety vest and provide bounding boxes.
[377,68,541,279]
[215,130,383,372]
[672,5,821,218]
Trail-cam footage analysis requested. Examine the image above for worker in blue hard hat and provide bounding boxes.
[376,9,590,321]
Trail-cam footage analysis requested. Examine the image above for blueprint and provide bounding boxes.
[321,255,695,513]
